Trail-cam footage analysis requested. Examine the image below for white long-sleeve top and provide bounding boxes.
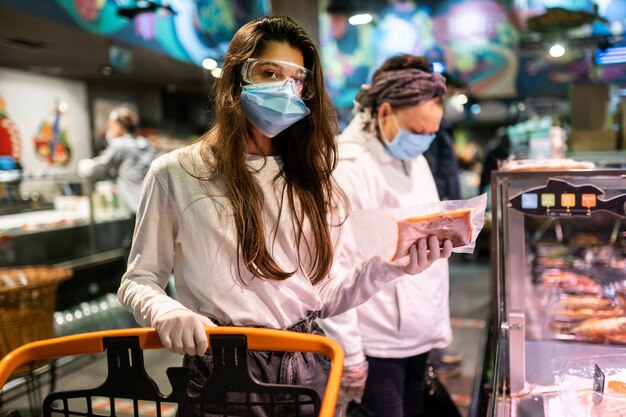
[319,113,452,365]
[118,142,409,329]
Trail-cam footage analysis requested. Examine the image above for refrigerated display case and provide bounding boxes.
[490,169,626,417]
[0,172,133,309]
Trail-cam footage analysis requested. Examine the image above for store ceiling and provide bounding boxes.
[0,6,206,92]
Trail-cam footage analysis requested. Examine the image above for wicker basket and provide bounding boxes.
[0,266,73,373]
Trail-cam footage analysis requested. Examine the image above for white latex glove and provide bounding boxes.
[392,235,453,275]
[77,159,95,178]
[153,309,216,356]
[340,360,369,402]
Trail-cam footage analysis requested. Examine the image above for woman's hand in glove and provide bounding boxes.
[153,309,216,356]
[340,360,369,402]
[393,235,453,275]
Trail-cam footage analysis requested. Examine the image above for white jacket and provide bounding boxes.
[320,113,452,365]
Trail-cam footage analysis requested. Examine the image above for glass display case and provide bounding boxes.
[0,172,133,309]
[490,169,626,417]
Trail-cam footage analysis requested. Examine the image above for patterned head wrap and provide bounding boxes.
[356,67,446,111]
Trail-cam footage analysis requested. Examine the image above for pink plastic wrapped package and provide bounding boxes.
[345,194,487,262]
[393,208,474,261]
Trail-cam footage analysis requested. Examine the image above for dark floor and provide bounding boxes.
[0,254,491,417]
[443,254,491,417]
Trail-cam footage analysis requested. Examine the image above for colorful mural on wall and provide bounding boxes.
[33,101,72,166]
[1,0,270,66]
[321,0,521,112]
[321,0,626,118]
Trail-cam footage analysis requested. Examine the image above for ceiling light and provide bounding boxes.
[202,58,218,70]
[549,43,565,58]
[348,13,372,25]
[211,67,222,78]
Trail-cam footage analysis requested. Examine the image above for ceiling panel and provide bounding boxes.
[0,6,206,92]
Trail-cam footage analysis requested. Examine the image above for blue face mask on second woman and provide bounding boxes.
[381,114,436,161]
[240,80,310,138]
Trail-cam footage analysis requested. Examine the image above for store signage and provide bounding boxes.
[509,178,626,218]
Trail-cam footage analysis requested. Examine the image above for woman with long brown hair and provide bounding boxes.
[118,16,451,412]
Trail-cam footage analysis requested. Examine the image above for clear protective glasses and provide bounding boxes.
[241,58,313,99]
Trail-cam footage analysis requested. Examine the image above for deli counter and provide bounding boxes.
[489,168,626,417]
[0,171,133,310]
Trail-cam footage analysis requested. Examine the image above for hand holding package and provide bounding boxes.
[391,235,453,275]
[346,194,487,262]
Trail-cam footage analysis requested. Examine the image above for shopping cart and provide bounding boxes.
[0,327,344,417]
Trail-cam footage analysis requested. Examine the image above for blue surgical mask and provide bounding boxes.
[240,80,310,138]
[381,114,436,160]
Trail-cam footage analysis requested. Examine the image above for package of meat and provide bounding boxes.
[393,208,474,260]
[344,194,487,261]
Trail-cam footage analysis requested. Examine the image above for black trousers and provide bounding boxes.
[361,351,430,417]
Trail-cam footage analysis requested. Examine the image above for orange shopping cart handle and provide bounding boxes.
[0,327,344,417]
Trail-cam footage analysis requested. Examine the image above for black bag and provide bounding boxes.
[423,363,463,417]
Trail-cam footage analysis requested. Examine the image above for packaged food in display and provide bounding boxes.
[555,354,626,417]
[564,317,626,343]
[555,295,616,311]
[539,271,603,295]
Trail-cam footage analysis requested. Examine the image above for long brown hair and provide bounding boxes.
[194,16,341,285]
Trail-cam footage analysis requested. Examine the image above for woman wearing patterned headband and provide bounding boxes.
[319,54,452,416]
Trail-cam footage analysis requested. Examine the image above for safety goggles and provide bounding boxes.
[241,58,313,99]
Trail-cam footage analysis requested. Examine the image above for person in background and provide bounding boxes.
[480,127,511,194]
[319,54,453,417]
[117,16,452,416]
[423,72,463,201]
[78,106,157,261]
